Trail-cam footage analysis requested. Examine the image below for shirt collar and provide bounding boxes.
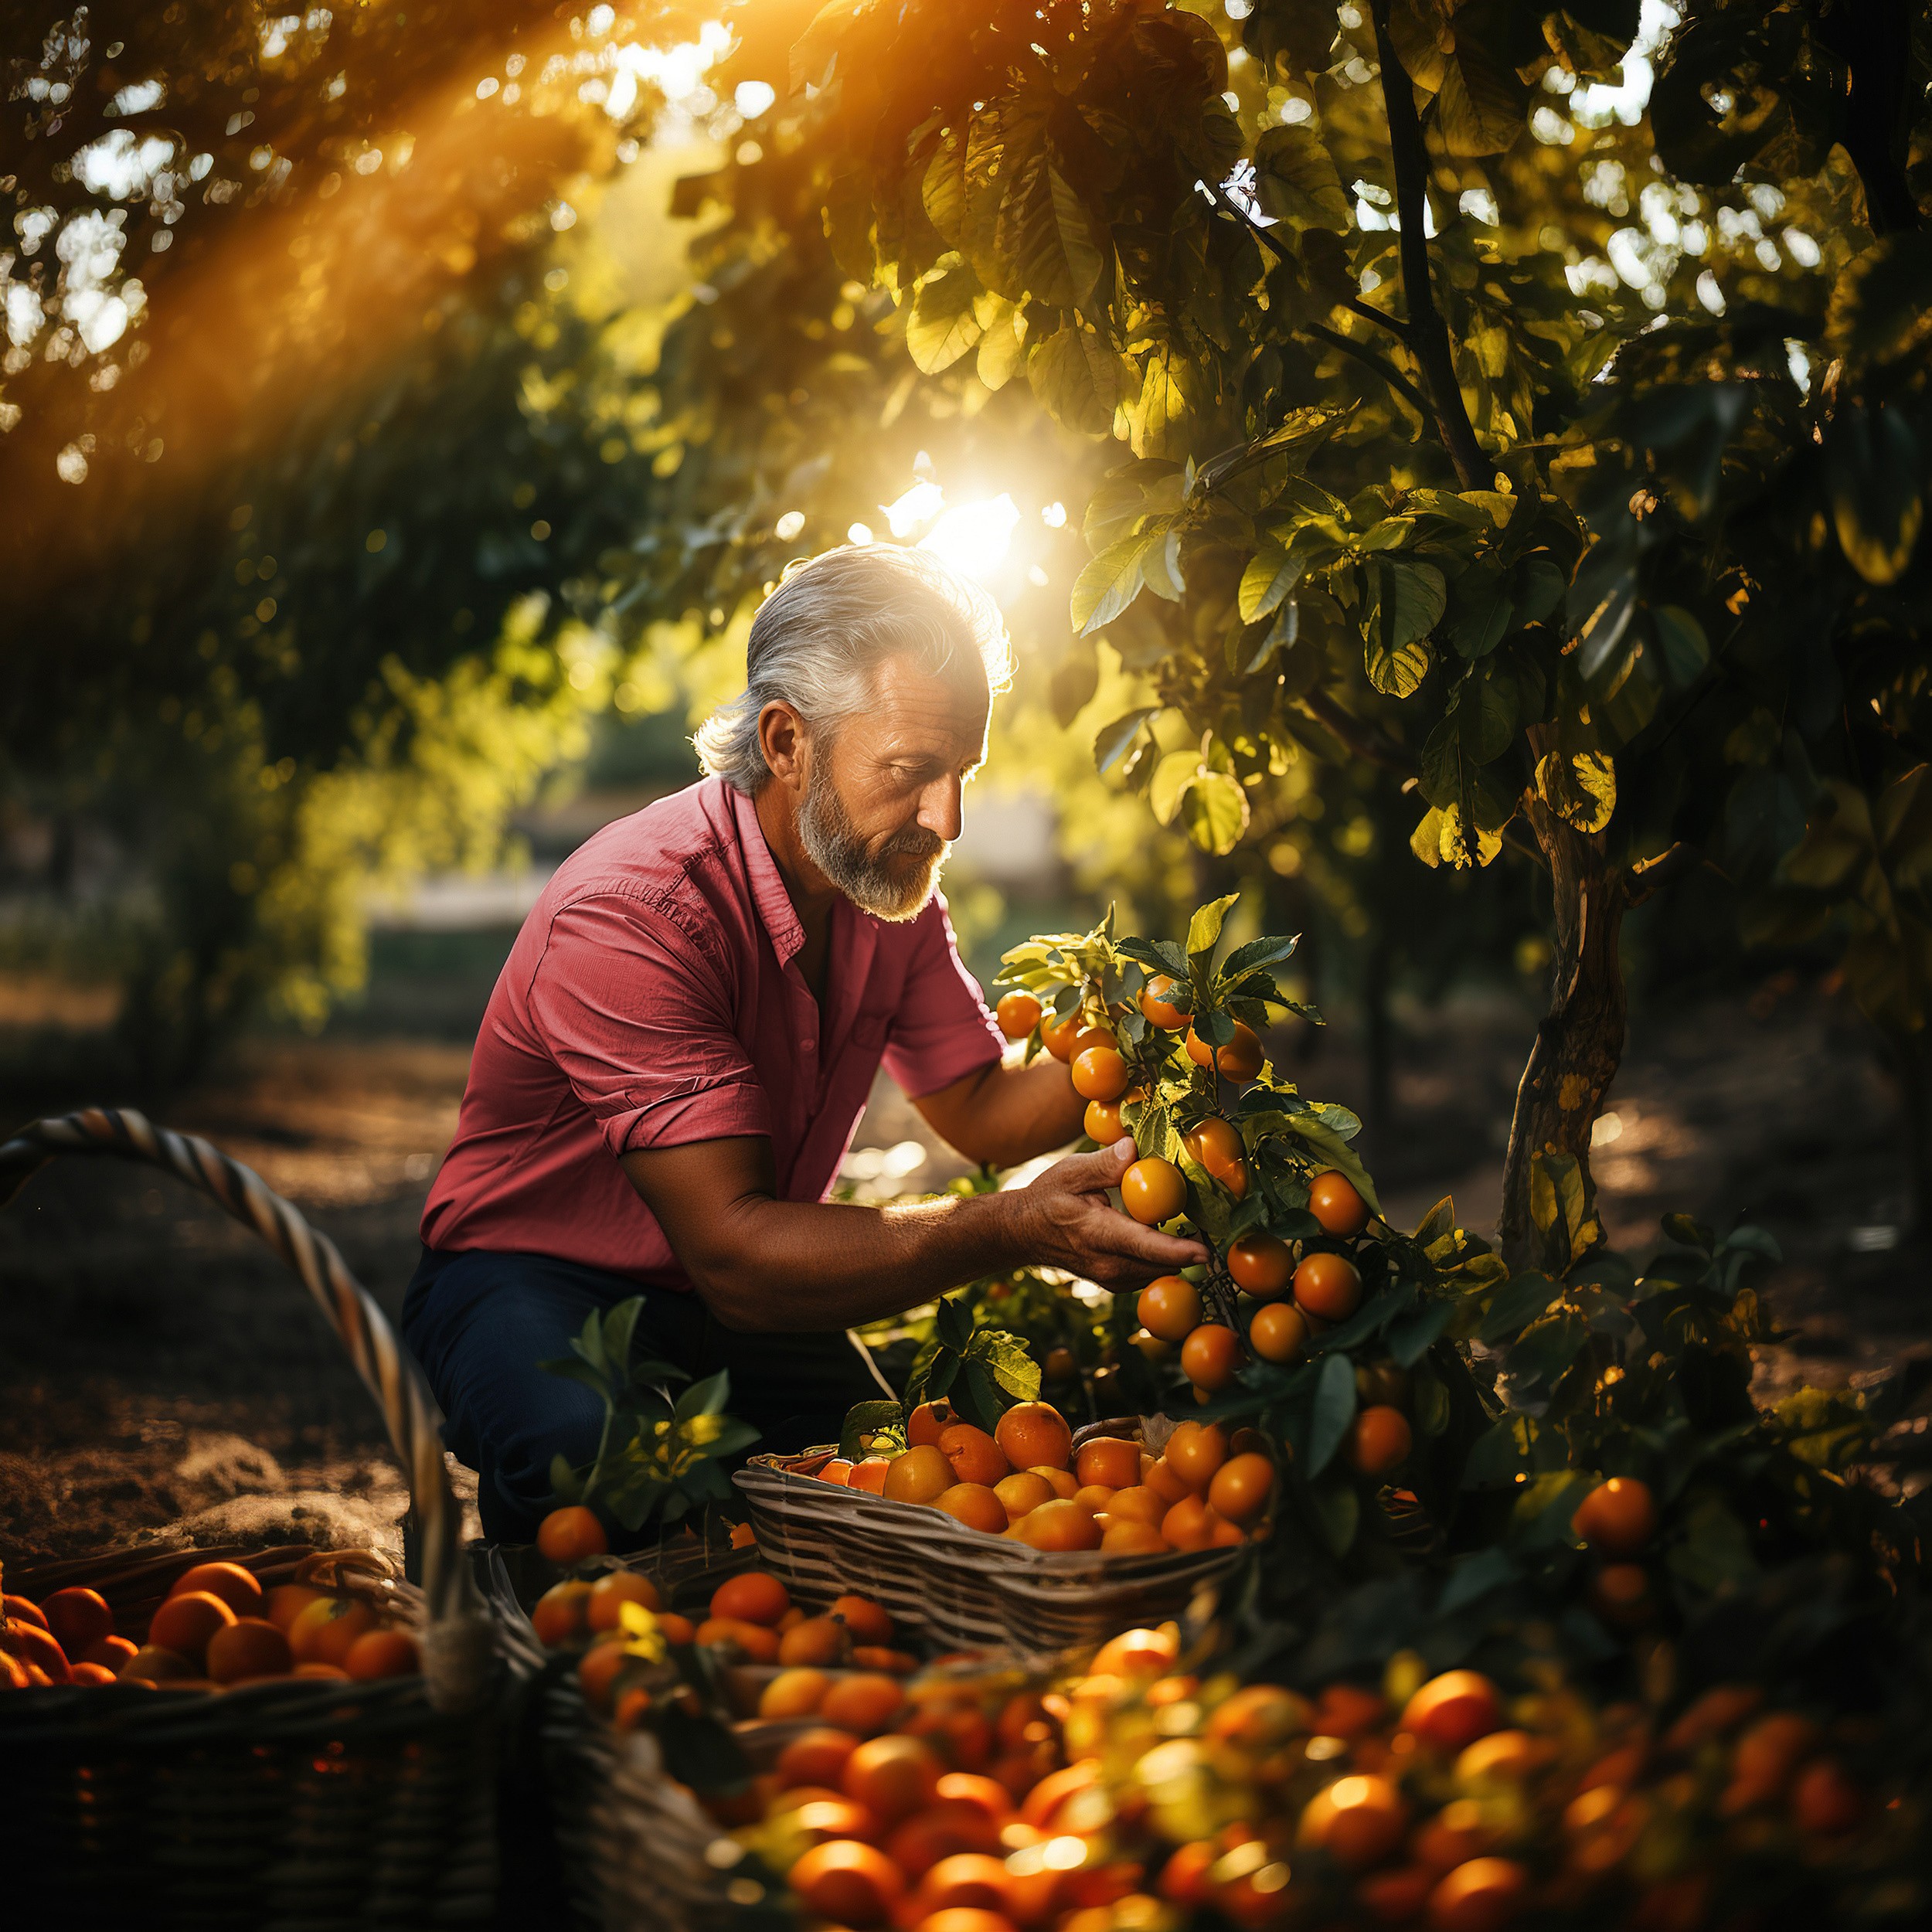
[730,780,807,967]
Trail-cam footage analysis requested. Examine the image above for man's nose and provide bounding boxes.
[918,776,964,843]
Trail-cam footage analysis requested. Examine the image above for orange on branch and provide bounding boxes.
[1571,1477,1658,1557]
[1185,1022,1262,1081]
[1209,1452,1276,1524]
[995,992,1042,1040]
[1071,1045,1131,1102]
[1140,975,1189,1029]
[1183,1115,1243,1174]
[1347,1406,1413,1477]
[1083,1098,1127,1145]
[1121,1157,1186,1225]
[1180,1323,1241,1393]
[1294,1250,1362,1321]
[1249,1301,1308,1363]
[1165,1421,1228,1490]
[1227,1233,1292,1298]
[1308,1170,1372,1236]
[1138,1275,1201,1342]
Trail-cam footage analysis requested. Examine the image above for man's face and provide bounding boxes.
[798,651,991,921]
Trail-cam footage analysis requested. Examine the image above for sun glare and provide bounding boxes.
[919,494,1020,581]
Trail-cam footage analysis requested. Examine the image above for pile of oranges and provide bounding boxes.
[1,1552,420,1692]
[807,1401,1274,1557]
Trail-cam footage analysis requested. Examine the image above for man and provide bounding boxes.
[404,544,1203,1542]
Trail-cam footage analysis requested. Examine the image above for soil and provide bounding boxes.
[4,978,1928,1573]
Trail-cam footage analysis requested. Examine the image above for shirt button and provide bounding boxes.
[804,1037,817,1053]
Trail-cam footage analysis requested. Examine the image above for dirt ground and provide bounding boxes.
[3,977,1929,1571]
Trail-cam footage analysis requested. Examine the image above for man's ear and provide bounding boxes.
[758,700,811,796]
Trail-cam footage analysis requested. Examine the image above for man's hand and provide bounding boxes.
[1014,1136,1208,1290]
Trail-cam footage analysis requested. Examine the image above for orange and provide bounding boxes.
[1100,1521,1169,1555]
[1206,1683,1311,1750]
[886,1444,957,1504]
[1160,1495,1219,1552]
[5,1628,70,1684]
[1040,1012,1087,1063]
[1094,1627,1179,1676]
[656,1611,696,1645]
[1083,1098,1127,1145]
[1299,1773,1406,1868]
[344,1628,420,1682]
[843,1733,943,1823]
[264,1583,327,1631]
[1182,1115,1243,1174]
[936,1772,1014,1825]
[1249,1301,1307,1363]
[1071,1045,1131,1102]
[287,1596,374,1667]
[587,1570,662,1631]
[83,1634,138,1672]
[851,1458,891,1493]
[206,1617,294,1685]
[1590,1562,1651,1627]
[1403,1672,1502,1754]
[781,1617,855,1666]
[1208,1452,1276,1524]
[1165,1422,1227,1491]
[1791,1757,1865,1836]
[853,1645,920,1675]
[790,1838,905,1926]
[1121,1157,1186,1225]
[1180,1324,1241,1392]
[291,1661,350,1681]
[121,1643,195,1682]
[778,1726,862,1790]
[149,1590,238,1668]
[1073,1484,1116,1511]
[531,1580,592,1647]
[1030,1464,1080,1498]
[1726,1712,1820,1808]
[1427,1856,1526,1932]
[613,1685,654,1734]
[996,992,1043,1039]
[887,1802,1005,1879]
[1454,1730,1553,1784]
[40,1587,114,1658]
[913,1852,1016,1915]
[1158,1841,1218,1907]
[1294,1251,1362,1321]
[710,1570,791,1626]
[938,1423,1010,1487]
[1318,1682,1389,1738]
[1019,1759,1100,1830]
[818,1458,855,1485]
[1138,1275,1201,1342]
[823,1672,908,1735]
[696,1616,781,1661]
[1140,975,1189,1029]
[1043,1345,1077,1380]
[995,1471,1055,1522]
[70,1661,118,1686]
[1413,1801,1495,1872]
[1106,1485,1167,1526]
[1143,1456,1191,1504]
[909,1400,960,1447]
[903,1704,995,1769]
[1015,1500,1101,1551]
[2,1594,47,1631]
[1348,1406,1413,1477]
[832,1594,894,1646]
[1209,1515,1247,1546]
[995,1402,1073,1471]
[1308,1171,1371,1236]
[1360,1866,1437,1923]
[1226,1233,1292,1298]
[536,1505,608,1566]
[1076,1437,1141,1491]
[1185,1021,1262,1080]
[168,1562,263,1618]
[760,1666,832,1719]
[934,1484,1009,1534]
[1571,1477,1657,1556]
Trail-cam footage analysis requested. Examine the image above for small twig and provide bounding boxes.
[1298,687,1417,777]
[1625,841,1713,906]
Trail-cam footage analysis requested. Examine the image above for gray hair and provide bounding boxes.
[694,545,1014,792]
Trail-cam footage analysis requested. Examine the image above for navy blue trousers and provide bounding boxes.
[401,1247,886,1545]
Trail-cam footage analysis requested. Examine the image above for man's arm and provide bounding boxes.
[910,1056,1086,1169]
[620,1134,1204,1332]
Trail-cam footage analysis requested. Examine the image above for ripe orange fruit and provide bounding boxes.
[1076,1437,1141,1491]
[1403,1672,1502,1754]
[1180,1323,1241,1392]
[1183,1114,1243,1172]
[908,1400,960,1447]
[938,1423,1010,1487]
[1072,1044,1131,1102]
[853,1645,920,1676]
[851,1458,891,1493]
[5,1623,70,1683]
[83,1634,138,1672]
[1249,1301,1308,1363]
[1138,1274,1202,1342]
[1454,1730,1552,1785]
[1308,1170,1371,1236]
[121,1643,194,1682]
[1160,1494,1221,1552]
[995,1471,1055,1522]
[1083,1098,1127,1145]
[913,1853,1016,1918]
[1039,1012,1085,1063]
[536,1505,608,1566]
[1791,1756,1865,1836]
[1030,1464,1080,1498]
[1590,1562,1652,1627]
[844,1733,943,1823]
[937,1772,1015,1825]
[587,1570,662,1631]
[1094,1626,1179,1675]
[710,1570,791,1627]
[778,1726,861,1789]
[1143,1456,1191,1504]
[40,1587,114,1658]
[886,1444,958,1505]
[791,1838,905,1926]
[69,1661,118,1686]
[1140,975,1189,1029]
[2,1594,47,1631]
[206,1617,293,1685]
[995,992,1043,1040]
[1165,1421,1228,1491]
[1206,1683,1311,1750]
[659,1611,696,1645]
[169,1563,264,1618]
[1299,1773,1406,1868]
[1185,1021,1262,1080]
[149,1590,238,1667]
[1209,1452,1276,1523]
[781,1617,855,1666]
[286,1595,373,1668]
[760,1666,832,1719]
[1073,1483,1117,1511]
[346,1628,422,1681]
[934,1484,1009,1534]
[1100,1521,1169,1554]
[1347,1406,1413,1477]
[1106,1485,1167,1526]
[818,1458,855,1485]
[886,1805,1004,1879]
[832,1594,895,1645]
[1015,1499,1102,1551]
[531,1580,593,1646]
[1294,1250,1362,1321]
[264,1583,327,1631]
[1121,1157,1186,1225]
[696,1615,781,1661]
[824,1672,909,1735]
[1571,1476,1658,1556]
[994,1402,1073,1471]
[1226,1233,1291,1298]
[1427,1856,1526,1932]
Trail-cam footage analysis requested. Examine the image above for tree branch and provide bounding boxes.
[1625,840,1715,906]
[1368,2,1489,490]
[1298,687,1417,776]
[1816,0,1923,236]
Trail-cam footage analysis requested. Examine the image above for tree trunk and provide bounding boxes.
[1883,1023,1932,1236]
[1498,801,1629,1273]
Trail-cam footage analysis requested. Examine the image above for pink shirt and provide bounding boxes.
[421,777,1005,1284]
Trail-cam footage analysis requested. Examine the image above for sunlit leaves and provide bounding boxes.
[904,259,984,373]
[1827,231,1932,369]
[1029,321,1131,434]
[1250,124,1350,231]
[1071,532,1155,634]
[1536,748,1617,834]
[1827,406,1923,587]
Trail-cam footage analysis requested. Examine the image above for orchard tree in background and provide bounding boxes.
[616,0,1932,1262]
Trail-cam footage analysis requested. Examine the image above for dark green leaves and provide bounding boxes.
[1827,406,1923,587]
[1827,230,1932,371]
[1250,124,1349,231]
[1307,1352,1358,1477]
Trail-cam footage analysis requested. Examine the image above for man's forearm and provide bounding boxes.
[917,1056,1087,1169]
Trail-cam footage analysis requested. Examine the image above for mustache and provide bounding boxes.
[881,825,947,859]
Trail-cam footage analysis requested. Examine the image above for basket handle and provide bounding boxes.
[0,1105,493,1709]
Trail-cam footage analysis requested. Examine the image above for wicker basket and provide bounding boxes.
[733,1430,1242,1658]
[0,1107,515,1930]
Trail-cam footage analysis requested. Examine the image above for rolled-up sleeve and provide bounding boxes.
[526,893,772,1155]
[880,896,1005,1100]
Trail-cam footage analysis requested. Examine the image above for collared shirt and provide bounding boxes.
[420,776,1005,1284]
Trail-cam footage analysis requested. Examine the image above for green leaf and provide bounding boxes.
[1250,124,1350,231]
[1506,1307,1588,1389]
[1828,405,1923,587]
[674,1369,731,1420]
[1385,1298,1454,1368]
[935,1291,974,1351]
[1181,768,1249,855]
[1826,230,1932,369]
[1029,322,1131,435]
[1239,536,1303,623]
[1070,533,1155,635]
[1479,1270,1563,1345]
[839,1400,905,1461]
[905,260,985,374]
[1245,599,1299,674]
[1307,1352,1359,1477]
[1187,893,1240,964]
[1652,604,1709,685]
[1372,557,1447,648]
[1094,706,1159,774]
[1437,1546,1520,1614]
[1311,1477,1360,1555]
[965,1328,1043,1403]
[1366,634,1432,698]
[1277,1113,1383,1215]
[1433,44,1529,158]
[1535,748,1617,834]
[1219,934,1300,980]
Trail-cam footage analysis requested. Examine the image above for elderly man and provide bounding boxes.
[404,545,1203,1541]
